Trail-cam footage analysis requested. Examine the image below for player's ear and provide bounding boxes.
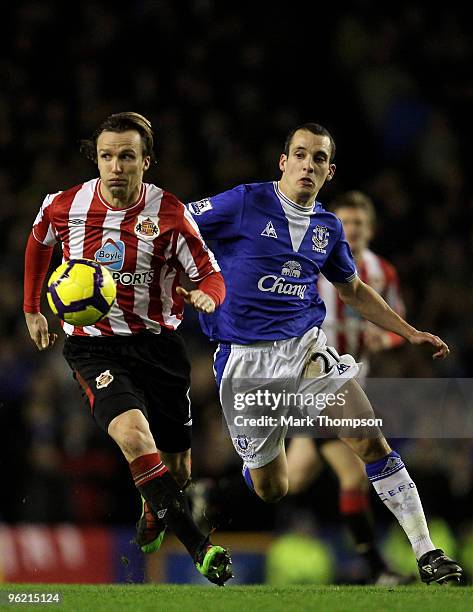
[325,163,336,182]
[279,154,287,173]
[143,156,151,172]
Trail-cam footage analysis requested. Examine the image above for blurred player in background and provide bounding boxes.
[182,122,462,585]
[286,191,411,584]
[23,111,232,585]
[320,191,405,369]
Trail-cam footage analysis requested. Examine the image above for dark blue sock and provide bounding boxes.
[365,450,404,482]
[242,465,255,491]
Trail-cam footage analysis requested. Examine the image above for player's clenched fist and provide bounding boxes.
[176,286,216,314]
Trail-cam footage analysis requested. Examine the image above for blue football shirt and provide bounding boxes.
[188,181,357,344]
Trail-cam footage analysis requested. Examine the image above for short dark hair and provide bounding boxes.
[330,190,376,226]
[80,111,156,164]
[284,122,336,162]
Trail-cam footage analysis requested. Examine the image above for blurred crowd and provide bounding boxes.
[1,1,472,562]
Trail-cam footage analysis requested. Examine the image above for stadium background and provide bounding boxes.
[0,1,471,584]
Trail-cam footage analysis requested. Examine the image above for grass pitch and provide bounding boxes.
[1,584,472,611]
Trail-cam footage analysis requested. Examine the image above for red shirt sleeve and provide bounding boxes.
[197,272,226,307]
[23,232,54,313]
[175,199,221,282]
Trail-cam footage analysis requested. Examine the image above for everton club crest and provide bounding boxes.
[134,216,159,239]
[312,225,329,253]
[233,435,256,459]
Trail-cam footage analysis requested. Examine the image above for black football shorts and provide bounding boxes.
[63,329,192,452]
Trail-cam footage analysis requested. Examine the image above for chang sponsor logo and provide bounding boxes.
[281,260,301,278]
[257,275,307,299]
[257,261,307,299]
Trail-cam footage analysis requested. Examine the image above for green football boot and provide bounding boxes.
[135,496,166,554]
[195,542,233,586]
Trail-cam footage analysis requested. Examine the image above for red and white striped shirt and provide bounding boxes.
[319,248,405,362]
[28,178,221,337]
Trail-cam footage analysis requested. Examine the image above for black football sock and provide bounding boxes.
[340,489,388,576]
[130,453,207,559]
[144,477,192,531]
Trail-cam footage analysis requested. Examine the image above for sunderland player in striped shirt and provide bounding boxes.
[183,123,462,584]
[23,112,232,585]
[287,191,413,584]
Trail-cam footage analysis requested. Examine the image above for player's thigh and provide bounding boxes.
[63,336,148,432]
[135,331,192,454]
[319,438,368,490]
[286,437,322,493]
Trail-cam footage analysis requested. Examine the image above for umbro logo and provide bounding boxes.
[69,218,85,225]
[261,221,278,238]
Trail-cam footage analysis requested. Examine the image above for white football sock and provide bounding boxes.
[367,454,435,559]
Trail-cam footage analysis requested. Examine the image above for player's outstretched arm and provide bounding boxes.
[24,312,57,351]
[334,277,449,360]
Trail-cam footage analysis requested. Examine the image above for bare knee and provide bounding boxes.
[108,410,156,460]
[254,477,289,503]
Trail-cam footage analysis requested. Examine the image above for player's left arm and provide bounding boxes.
[334,276,449,360]
[175,204,226,314]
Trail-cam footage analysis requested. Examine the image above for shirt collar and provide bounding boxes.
[274,181,317,214]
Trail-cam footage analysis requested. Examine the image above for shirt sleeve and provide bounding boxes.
[320,220,357,283]
[175,203,221,282]
[187,184,246,240]
[23,232,54,313]
[32,192,61,246]
[197,272,226,307]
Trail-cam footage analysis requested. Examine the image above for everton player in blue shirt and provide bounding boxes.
[186,123,463,584]
[151,123,462,584]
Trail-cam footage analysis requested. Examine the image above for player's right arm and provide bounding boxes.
[335,276,449,360]
[24,235,58,350]
[320,217,448,359]
[24,194,60,350]
[187,185,246,240]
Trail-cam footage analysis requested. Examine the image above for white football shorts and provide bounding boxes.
[216,327,360,469]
